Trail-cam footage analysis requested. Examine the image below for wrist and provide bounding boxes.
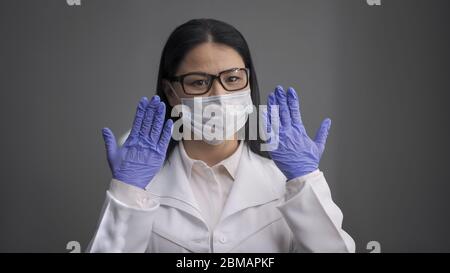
[109,178,159,209]
[286,168,320,182]
[283,163,318,181]
[113,174,154,190]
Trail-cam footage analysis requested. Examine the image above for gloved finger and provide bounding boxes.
[140,95,160,138]
[314,118,331,153]
[150,102,166,143]
[130,97,149,138]
[158,119,173,151]
[274,85,291,128]
[287,87,307,135]
[102,127,118,161]
[286,87,303,126]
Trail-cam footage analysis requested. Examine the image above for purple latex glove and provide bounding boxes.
[101,96,173,189]
[265,85,331,181]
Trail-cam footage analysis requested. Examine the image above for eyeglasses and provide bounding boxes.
[167,67,250,95]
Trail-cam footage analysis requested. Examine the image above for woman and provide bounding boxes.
[88,18,355,253]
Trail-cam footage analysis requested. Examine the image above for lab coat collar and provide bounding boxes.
[178,140,244,180]
[219,141,243,180]
[219,144,284,222]
[146,141,284,227]
[145,144,203,223]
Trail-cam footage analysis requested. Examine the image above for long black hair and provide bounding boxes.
[156,18,270,161]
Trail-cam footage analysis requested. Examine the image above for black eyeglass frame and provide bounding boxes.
[167,67,250,95]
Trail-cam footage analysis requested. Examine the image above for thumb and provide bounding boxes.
[102,127,118,161]
[314,118,331,152]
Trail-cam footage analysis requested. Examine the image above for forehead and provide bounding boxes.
[176,42,245,75]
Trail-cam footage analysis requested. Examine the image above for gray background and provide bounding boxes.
[1,0,449,252]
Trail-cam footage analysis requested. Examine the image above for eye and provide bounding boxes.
[225,76,241,83]
[185,78,210,87]
[192,80,209,86]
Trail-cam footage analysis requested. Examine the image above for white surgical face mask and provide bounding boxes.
[179,89,253,145]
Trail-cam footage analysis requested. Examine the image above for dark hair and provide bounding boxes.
[156,18,270,161]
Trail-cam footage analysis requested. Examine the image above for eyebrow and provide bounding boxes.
[176,67,244,76]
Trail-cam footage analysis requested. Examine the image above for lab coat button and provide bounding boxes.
[219,235,227,244]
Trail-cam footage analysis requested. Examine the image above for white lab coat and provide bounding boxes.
[87,143,355,253]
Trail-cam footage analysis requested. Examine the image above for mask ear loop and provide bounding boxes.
[167,81,181,101]
[167,81,189,129]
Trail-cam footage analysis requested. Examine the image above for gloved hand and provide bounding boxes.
[101,96,173,189]
[265,85,331,181]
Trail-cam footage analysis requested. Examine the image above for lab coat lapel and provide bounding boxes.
[219,145,283,222]
[146,145,205,224]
